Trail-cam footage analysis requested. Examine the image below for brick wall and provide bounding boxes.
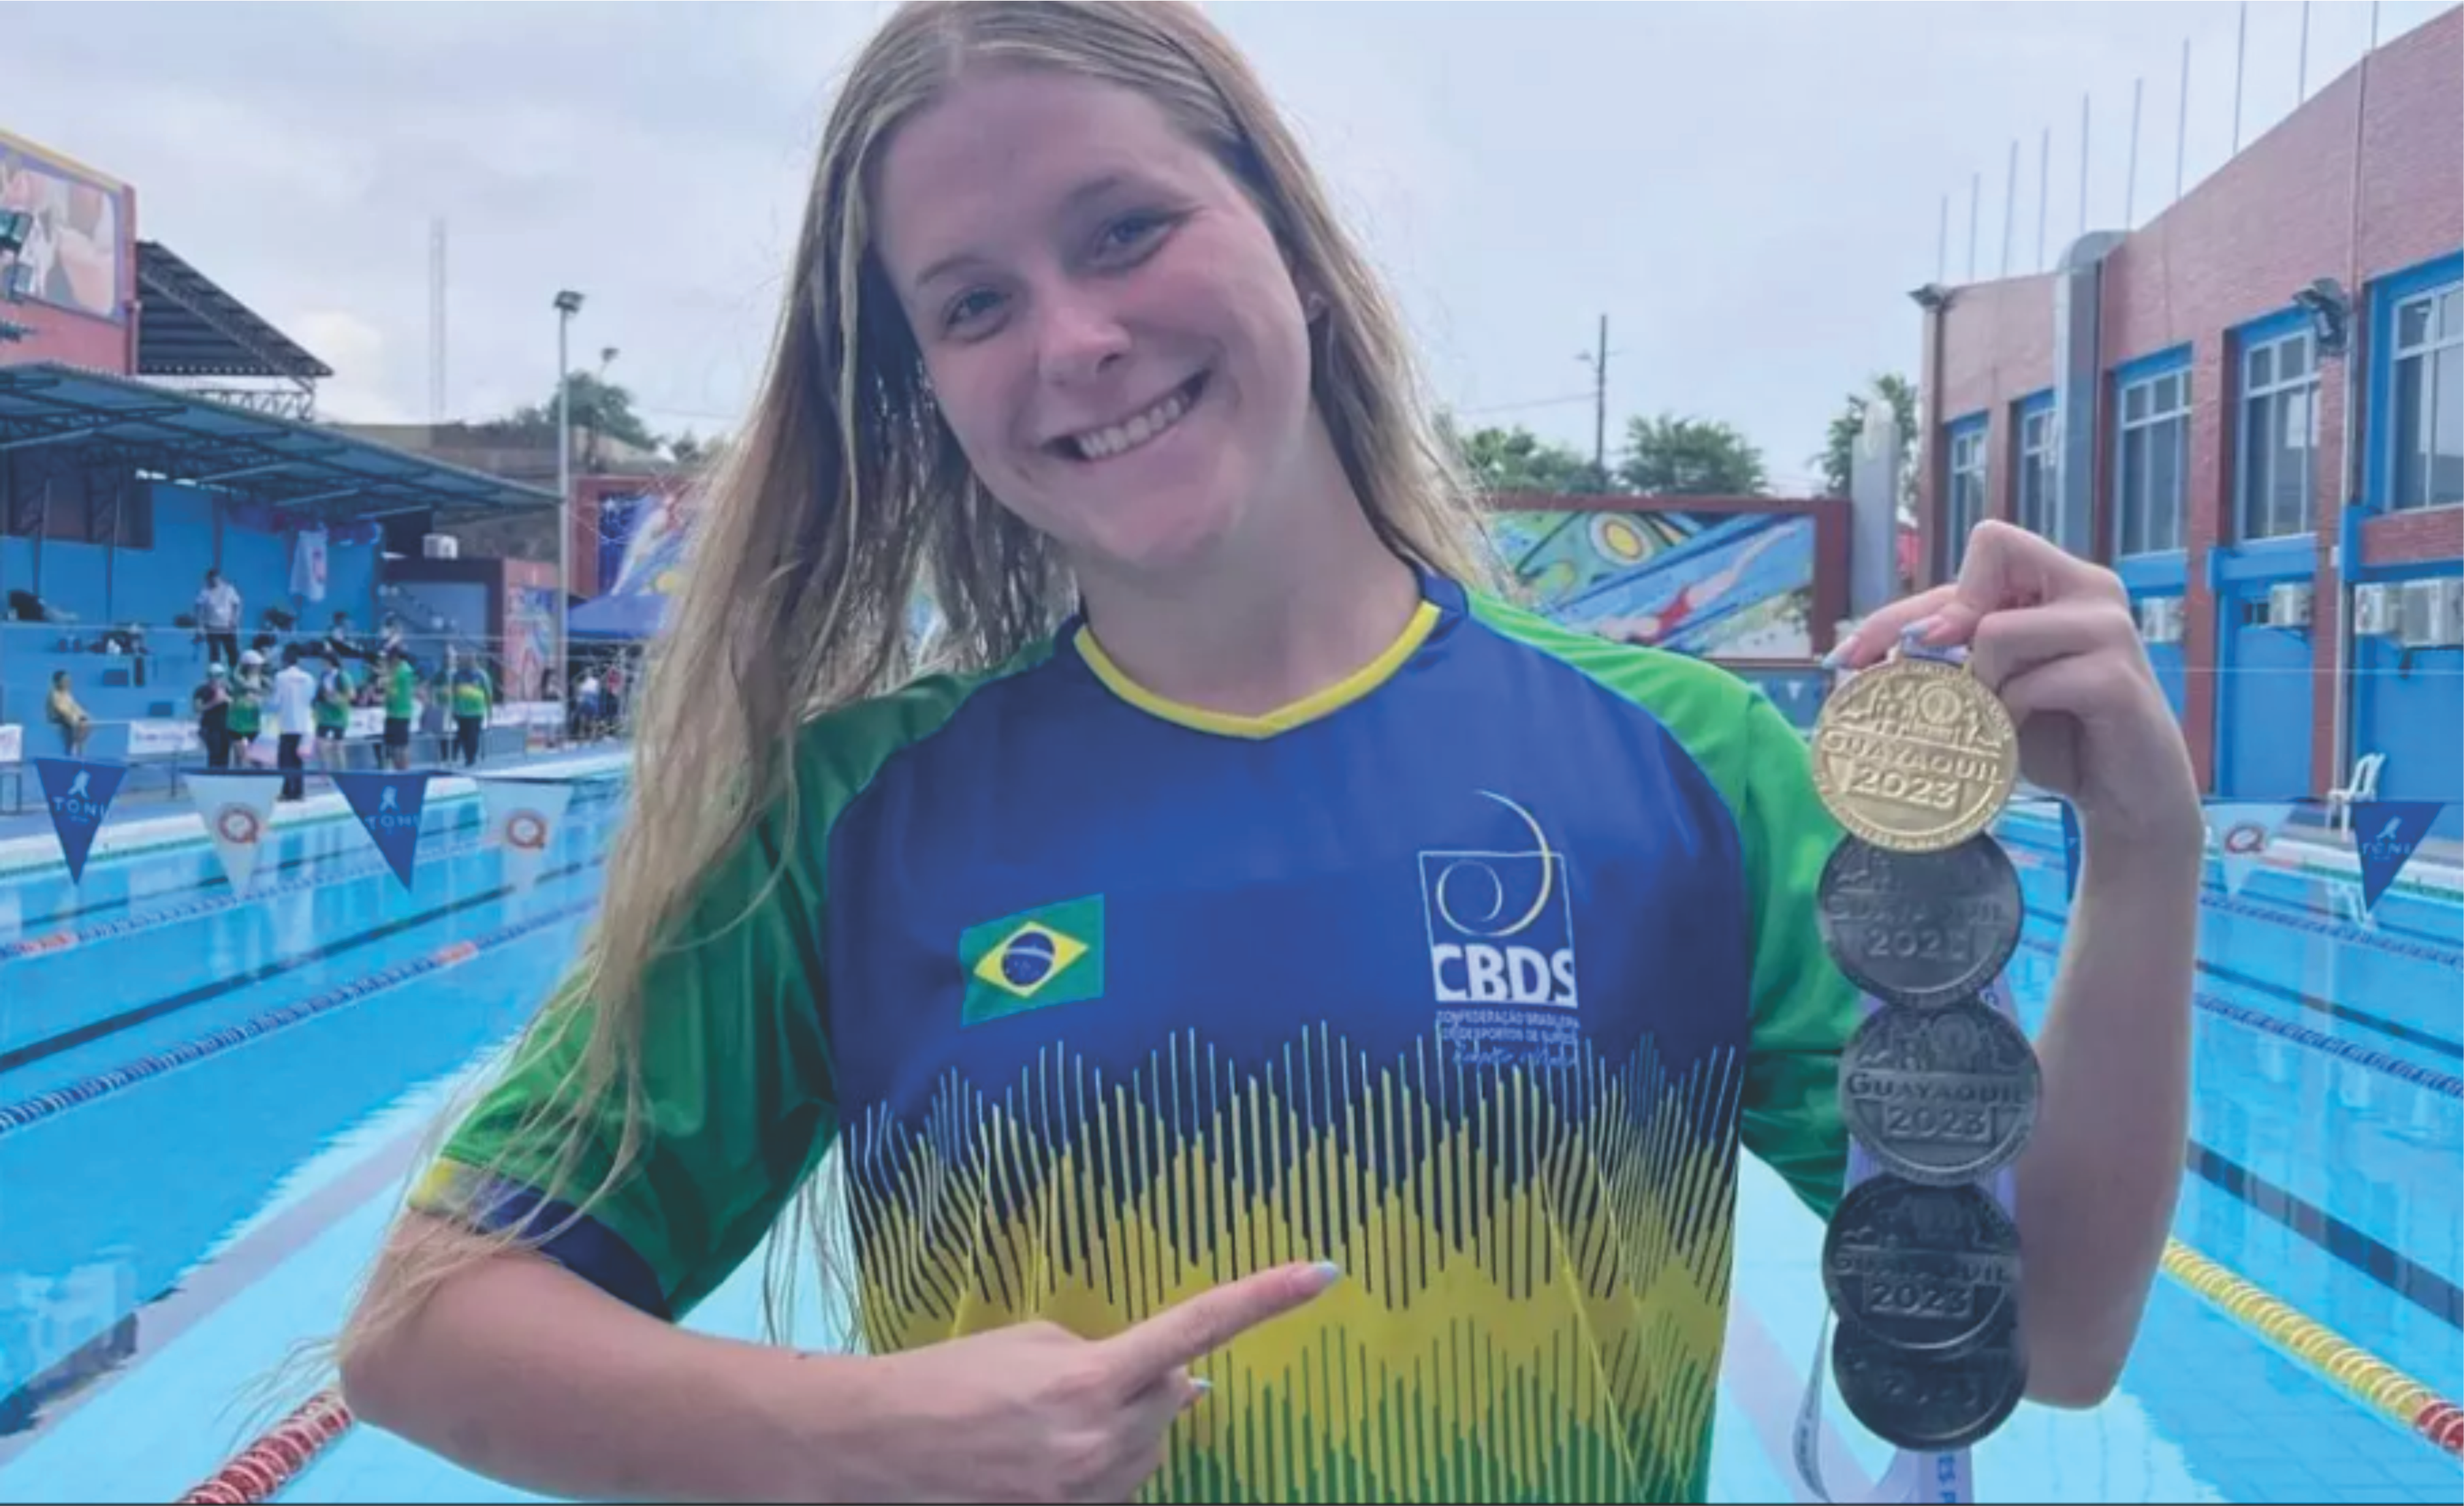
[1918,5,2464,796]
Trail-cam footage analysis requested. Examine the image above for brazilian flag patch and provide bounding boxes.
[958,894,1105,1027]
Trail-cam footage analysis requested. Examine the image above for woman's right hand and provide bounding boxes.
[828,1259,1341,1503]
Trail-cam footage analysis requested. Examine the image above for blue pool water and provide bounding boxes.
[0,775,2457,1503]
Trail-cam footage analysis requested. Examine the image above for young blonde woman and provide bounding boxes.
[336,5,2205,1501]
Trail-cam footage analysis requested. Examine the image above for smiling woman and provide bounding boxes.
[318,4,2199,1504]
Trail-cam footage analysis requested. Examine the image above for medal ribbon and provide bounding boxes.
[1792,629,2017,1505]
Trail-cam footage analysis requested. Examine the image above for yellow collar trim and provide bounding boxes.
[1073,599,1440,739]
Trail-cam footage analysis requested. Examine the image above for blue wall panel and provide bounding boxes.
[2215,591,2314,802]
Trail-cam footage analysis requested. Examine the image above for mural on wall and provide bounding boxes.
[1490,507,1816,659]
[501,561,558,702]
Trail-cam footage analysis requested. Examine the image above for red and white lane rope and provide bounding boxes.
[175,1390,353,1505]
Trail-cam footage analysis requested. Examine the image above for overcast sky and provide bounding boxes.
[2,1,2450,490]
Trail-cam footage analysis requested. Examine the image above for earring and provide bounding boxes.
[1303,290,1328,322]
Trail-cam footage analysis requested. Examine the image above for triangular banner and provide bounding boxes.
[185,771,284,893]
[334,772,434,892]
[2208,801,2298,897]
[34,759,129,885]
[479,779,572,892]
[2059,800,2083,903]
[2352,800,2442,913]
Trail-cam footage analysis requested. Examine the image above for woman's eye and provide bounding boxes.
[943,288,1004,332]
[1098,212,1170,257]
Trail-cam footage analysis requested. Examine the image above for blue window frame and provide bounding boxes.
[2013,390,2057,539]
[2113,347,2191,557]
[1942,413,1987,574]
[2368,252,2464,514]
[2234,307,2318,542]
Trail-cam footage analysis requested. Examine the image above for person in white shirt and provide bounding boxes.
[272,644,319,802]
[194,569,243,668]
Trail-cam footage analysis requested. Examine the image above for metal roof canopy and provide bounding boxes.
[134,241,334,381]
[0,363,559,521]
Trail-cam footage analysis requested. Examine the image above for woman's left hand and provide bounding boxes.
[1827,520,2203,857]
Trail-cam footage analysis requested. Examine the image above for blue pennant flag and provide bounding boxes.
[334,772,433,891]
[2059,800,2083,902]
[34,759,129,885]
[2352,801,2442,913]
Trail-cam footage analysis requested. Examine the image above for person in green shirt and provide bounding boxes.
[381,646,420,772]
[447,650,493,768]
[315,652,355,767]
[225,651,265,765]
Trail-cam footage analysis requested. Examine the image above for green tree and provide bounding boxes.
[1439,413,1603,494]
[1813,373,1919,508]
[1617,414,1768,496]
[499,373,662,454]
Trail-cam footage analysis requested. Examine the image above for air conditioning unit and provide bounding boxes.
[420,533,460,560]
[2352,582,2400,637]
[2398,578,2464,648]
[2267,582,2313,629]
[2137,596,2185,644]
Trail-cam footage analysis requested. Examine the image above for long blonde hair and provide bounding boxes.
[323,0,1499,1389]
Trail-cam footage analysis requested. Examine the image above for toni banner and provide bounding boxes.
[22,761,578,896]
[334,772,435,891]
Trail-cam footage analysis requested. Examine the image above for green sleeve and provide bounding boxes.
[417,790,838,1319]
[1729,689,1857,1222]
[411,652,1049,1319]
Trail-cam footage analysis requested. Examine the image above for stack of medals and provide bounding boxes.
[1807,643,2039,1458]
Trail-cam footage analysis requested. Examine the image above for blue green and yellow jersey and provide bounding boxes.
[450,667,492,719]
[414,571,1856,1504]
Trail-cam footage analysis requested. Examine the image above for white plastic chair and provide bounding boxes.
[2323,751,2385,834]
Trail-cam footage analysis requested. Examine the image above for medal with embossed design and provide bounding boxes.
[1816,834,2023,1009]
[1832,1310,2029,1451]
[1811,655,2019,854]
[1839,997,2040,1186]
[1820,1176,2022,1360]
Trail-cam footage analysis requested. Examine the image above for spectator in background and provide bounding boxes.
[45,671,91,758]
[326,612,368,665]
[227,651,266,766]
[316,651,355,766]
[381,645,420,773]
[194,569,242,668]
[272,644,317,803]
[193,663,233,770]
[447,648,492,768]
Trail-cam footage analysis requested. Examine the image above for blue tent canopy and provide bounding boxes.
[568,589,665,642]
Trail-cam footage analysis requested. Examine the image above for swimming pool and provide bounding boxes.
[0,773,2456,1503]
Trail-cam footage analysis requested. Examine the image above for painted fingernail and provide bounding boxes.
[1819,643,1850,669]
[1907,615,1948,644]
[1310,1261,1344,1284]
[1190,1377,1213,1395]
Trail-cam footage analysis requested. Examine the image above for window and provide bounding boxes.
[2115,366,2189,556]
[2239,328,2317,541]
[2015,402,2057,538]
[1944,420,1987,573]
[2391,283,2463,511]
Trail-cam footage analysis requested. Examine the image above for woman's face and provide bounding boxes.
[872,67,1318,582]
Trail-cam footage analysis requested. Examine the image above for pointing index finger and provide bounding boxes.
[1100,1261,1342,1384]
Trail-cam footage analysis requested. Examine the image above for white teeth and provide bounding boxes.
[1073,386,1191,460]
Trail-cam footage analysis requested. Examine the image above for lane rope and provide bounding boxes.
[174,1390,353,1505]
[2163,1238,2464,1461]
[0,898,595,1138]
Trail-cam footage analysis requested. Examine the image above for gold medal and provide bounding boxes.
[1812,655,2019,853]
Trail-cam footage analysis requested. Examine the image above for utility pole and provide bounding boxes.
[1587,315,1609,490]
